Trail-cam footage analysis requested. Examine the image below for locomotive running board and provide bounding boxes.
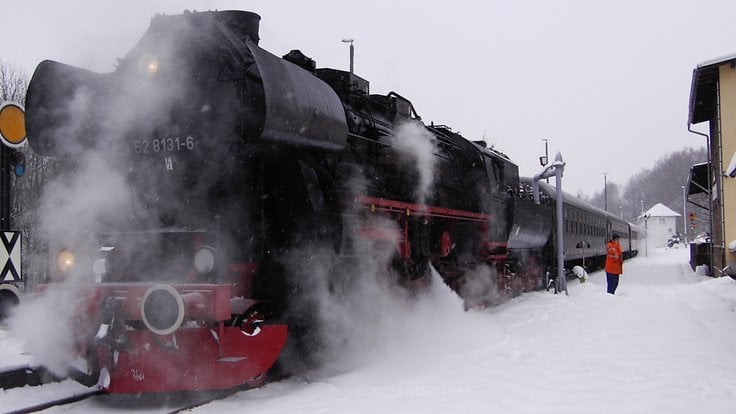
[358,195,492,221]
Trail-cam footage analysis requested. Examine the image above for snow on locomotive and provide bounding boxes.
[20,10,625,393]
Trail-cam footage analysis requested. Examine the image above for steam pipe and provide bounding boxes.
[532,163,559,204]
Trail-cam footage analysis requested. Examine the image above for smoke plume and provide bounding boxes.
[389,122,438,205]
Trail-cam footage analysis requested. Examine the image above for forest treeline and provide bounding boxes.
[581,146,709,236]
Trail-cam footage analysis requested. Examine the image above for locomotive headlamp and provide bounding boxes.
[137,54,160,76]
[193,246,215,274]
[56,249,76,274]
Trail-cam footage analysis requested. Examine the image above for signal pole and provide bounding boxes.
[602,172,609,211]
[541,139,549,183]
[0,145,9,229]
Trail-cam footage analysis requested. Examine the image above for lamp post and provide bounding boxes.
[341,38,354,73]
[642,213,650,258]
[681,185,687,243]
[603,172,609,212]
[541,139,549,183]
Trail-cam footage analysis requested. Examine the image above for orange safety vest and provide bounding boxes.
[605,240,623,275]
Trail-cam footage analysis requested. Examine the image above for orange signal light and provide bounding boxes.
[0,102,26,147]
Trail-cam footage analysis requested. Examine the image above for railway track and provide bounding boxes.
[165,386,255,414]
[5,389,106,414]
[4,386,251,414]
[0,366,287,413]
[0,365,61,390]
[0,365,99,413]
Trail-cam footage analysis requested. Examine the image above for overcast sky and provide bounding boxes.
[2,0,731,195]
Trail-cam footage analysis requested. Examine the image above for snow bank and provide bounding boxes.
[4,248,736,414]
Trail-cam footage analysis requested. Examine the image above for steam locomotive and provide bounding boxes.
[22,10,635,393]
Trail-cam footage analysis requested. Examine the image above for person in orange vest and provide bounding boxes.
[605,233,623,294]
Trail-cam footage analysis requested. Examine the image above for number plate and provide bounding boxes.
[133,136,196,154]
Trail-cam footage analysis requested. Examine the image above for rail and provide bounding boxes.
[6,389,105,414]
[0,365,61,390]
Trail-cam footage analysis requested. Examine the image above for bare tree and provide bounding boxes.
[0,60,28,103]
[584,147,708,233]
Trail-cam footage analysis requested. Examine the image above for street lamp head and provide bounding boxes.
[342,38,354,44]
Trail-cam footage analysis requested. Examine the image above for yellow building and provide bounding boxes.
[689,55,736,276]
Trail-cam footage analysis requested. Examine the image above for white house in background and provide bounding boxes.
[640,203,681,248]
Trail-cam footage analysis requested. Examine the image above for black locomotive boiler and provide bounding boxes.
[22,10,617,393]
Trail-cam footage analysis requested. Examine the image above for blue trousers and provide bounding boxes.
[606,272,619,294]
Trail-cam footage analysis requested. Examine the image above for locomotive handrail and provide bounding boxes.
[386,91,420,119]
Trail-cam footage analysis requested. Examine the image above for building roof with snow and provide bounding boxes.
[645,203,681,218]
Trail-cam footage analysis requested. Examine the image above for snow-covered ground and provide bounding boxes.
[3,247,736,413]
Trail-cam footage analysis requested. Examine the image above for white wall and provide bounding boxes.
[645,216,678,247]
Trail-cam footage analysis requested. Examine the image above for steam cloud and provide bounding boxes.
[389,122,438,205]
[10,119,134,375]
[276,167,467,376]
[9,286,77,375]
[9,34,188,374]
